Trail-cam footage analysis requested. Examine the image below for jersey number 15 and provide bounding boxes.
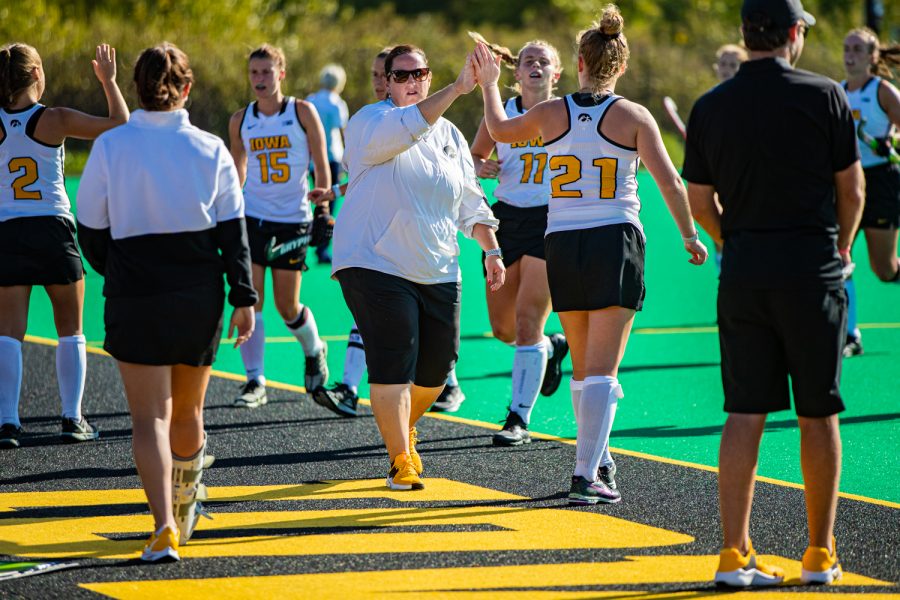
[256,151,290,184]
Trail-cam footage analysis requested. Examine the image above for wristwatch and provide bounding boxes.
[485,248,503,260]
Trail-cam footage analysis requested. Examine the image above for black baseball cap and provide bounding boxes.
[741,0,816,28]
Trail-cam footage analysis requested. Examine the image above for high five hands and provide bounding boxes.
[471,43,502,90]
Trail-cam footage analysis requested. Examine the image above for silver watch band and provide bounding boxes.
[485,248,503,259]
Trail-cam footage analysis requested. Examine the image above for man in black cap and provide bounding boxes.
[683,0,865,588]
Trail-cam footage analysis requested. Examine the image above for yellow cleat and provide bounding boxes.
[141,525,180,563]
[386,452,424,491]
[714,540,784,587]
[801,537,842,584]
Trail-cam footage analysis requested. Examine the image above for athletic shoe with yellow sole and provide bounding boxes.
[409,427,423,476]
[141,525,180,562]
[714,542,784,587]
[386,452,424,491]
[801,537,842,584]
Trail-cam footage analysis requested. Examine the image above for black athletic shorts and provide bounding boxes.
[544,223,646,312]
[861,163,900,229]
[247,217,310,271]
[717,286,846,418]
[336,267,460,387]
[105,284,225,366]
[0,215,84,286]
[483,201,548,275]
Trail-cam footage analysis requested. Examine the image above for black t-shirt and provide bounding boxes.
[682,57,859,290]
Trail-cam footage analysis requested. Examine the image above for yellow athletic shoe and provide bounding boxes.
[141,525,180,562]
[409,427,423,476]
[801,537,842,584]
[386,452,424,491]
[714,541,784,587]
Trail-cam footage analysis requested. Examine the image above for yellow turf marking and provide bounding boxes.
[81,559,894,599]
[21,334,899,510]
[1,483,891,596]
[0,481,691,560]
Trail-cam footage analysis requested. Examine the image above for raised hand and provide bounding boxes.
[454,52,477,95]
[92,44,117,84]
[472,42,502,89]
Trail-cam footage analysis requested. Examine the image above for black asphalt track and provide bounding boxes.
[0,342,897,598]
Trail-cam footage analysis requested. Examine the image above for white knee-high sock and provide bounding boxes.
[570,378,583,469]
[342,324,366,393]
[240,312,266,384]
[0,337,23,427]
[574,376,622,481]
[510,343,548,424]
[445,367,458,387]
[57,335,87,420]
[285,305,323,357]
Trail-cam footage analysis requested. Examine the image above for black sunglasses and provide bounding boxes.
[389,68,430,83]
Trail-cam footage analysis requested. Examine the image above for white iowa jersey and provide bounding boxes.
[0,104,69,221]
[241,97,311,223]
[493,97,550,208]
[544,93,642,236]
[843,77,894,168]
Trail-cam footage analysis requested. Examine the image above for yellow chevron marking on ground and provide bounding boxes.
[0,481,691,560]
[21,334,900,510]
[82,559,894,599]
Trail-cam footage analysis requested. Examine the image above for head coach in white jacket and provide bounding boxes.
[328,45,504,491]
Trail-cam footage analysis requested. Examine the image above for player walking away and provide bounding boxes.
[0,43,128,449]
[472,4,707,505]
[841,28,900,357]
[468,36,570,446]
[311,47,469,418]
[228,44,331,408]
[306,63,349,264]
[77,44,256,562]
[684,0,864,587]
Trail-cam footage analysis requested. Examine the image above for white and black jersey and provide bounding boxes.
[494,97,551,209]
[843,77,894,169]
[544,93,642,236]
[0,104,69,221]
[240,97,312,223]
[76,109,256,307]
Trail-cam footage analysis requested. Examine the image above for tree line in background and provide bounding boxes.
[2,0,897,171]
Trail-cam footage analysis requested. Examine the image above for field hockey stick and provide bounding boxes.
[663,96,687,140]
[265,231,311,262]
[857,118,900,165]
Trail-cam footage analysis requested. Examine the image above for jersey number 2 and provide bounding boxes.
[8,157,42,200]
[257,151,290,184]
[549,156,617,199]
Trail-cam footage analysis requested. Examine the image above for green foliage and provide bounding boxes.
[1,0,896,174]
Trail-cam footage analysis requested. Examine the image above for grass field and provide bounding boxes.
[21,175,900,503]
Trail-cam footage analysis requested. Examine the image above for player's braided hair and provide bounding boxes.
[848,28,900,81]
[578,4,629,94]
[134,43,193,112]
[468,32,562,94]
[0,43,41,109]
